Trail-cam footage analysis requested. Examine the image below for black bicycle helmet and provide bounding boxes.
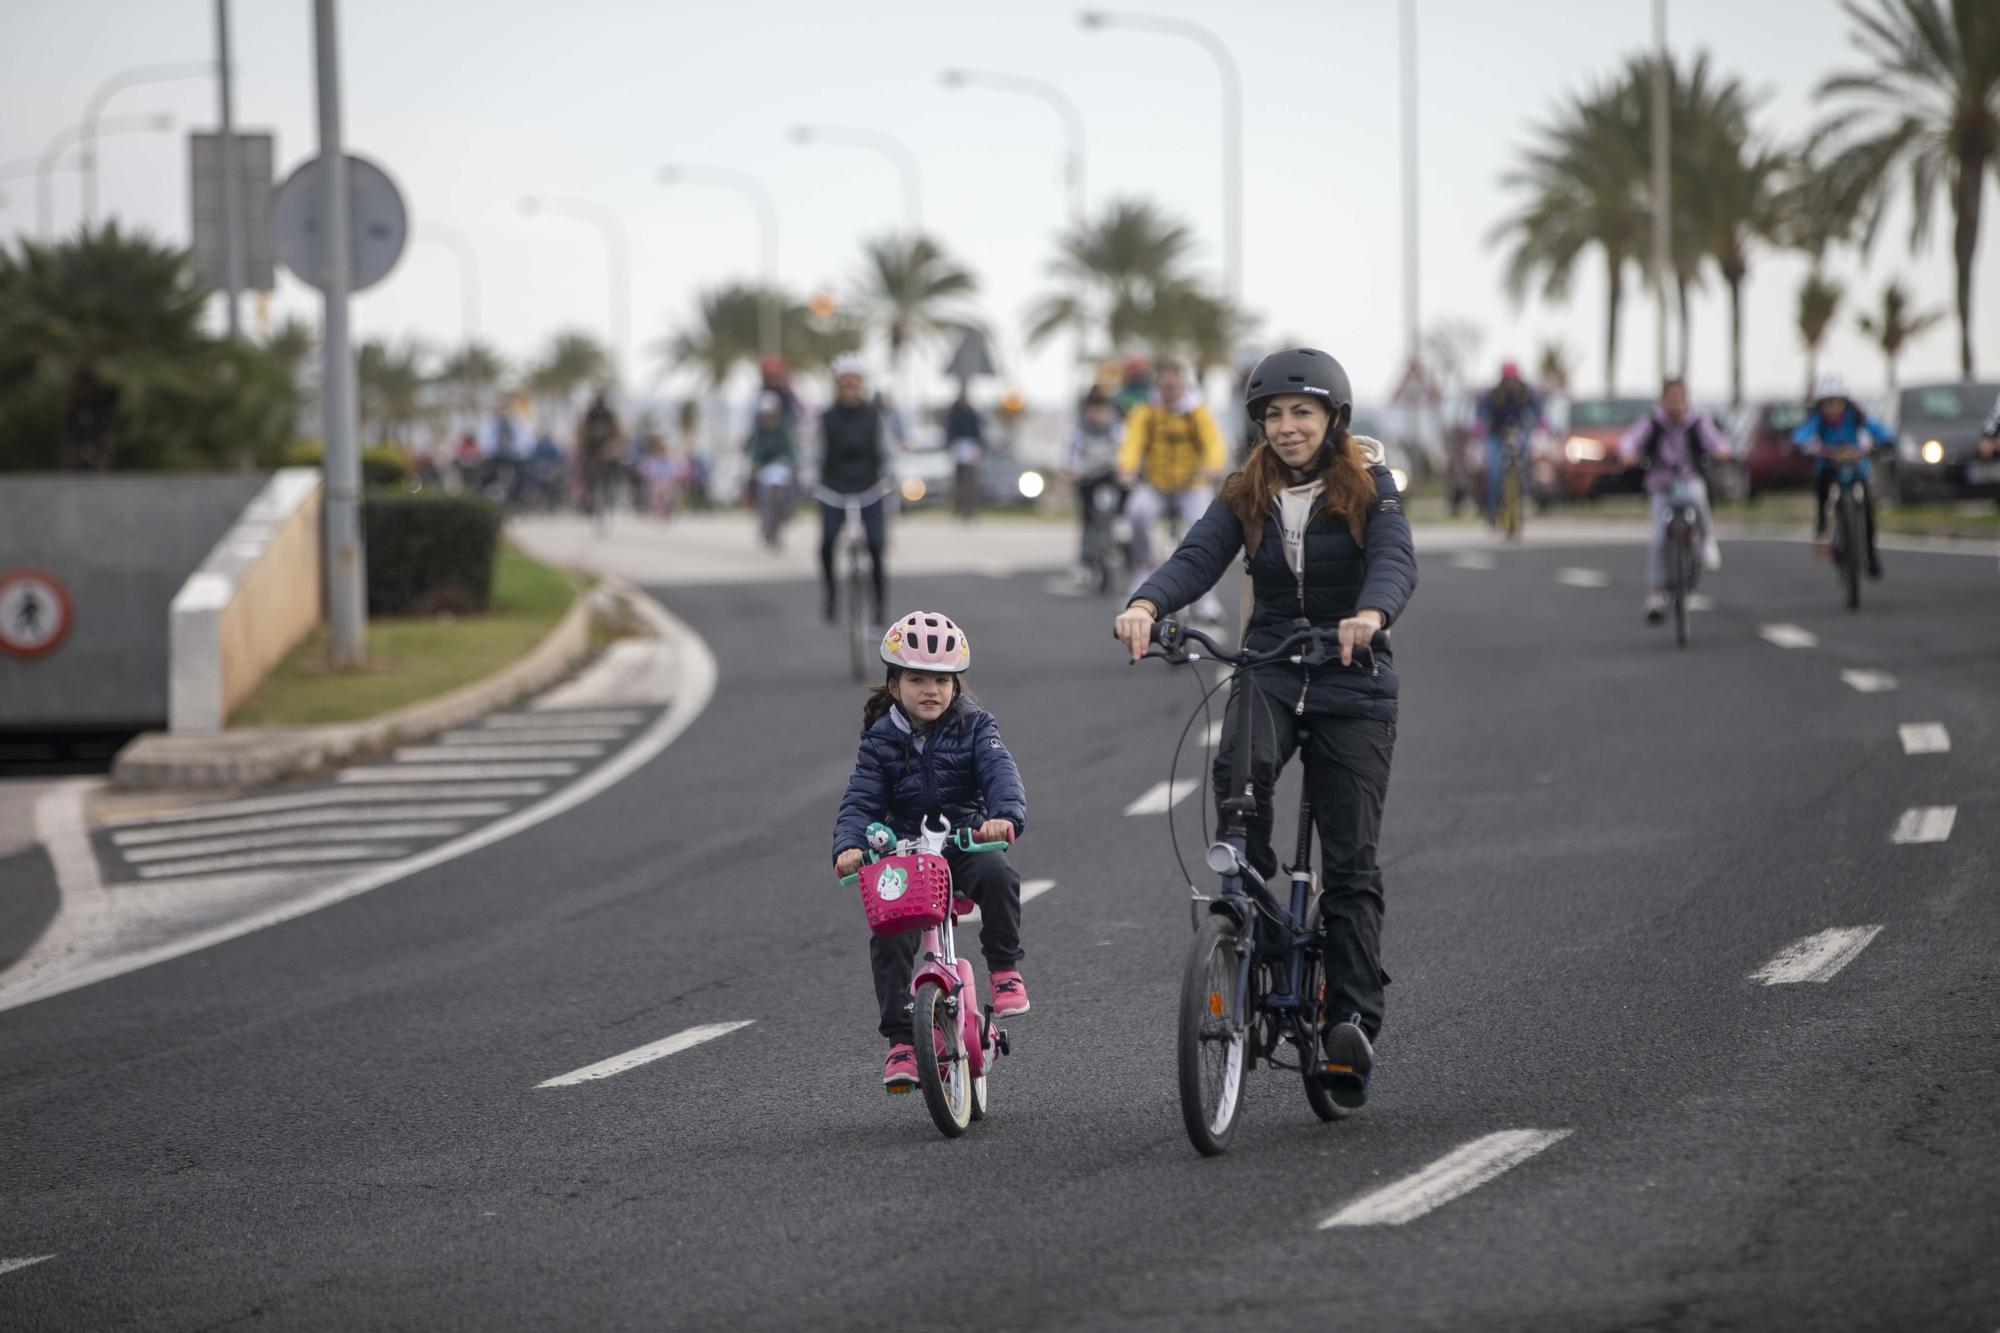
[1243,346,1353,431]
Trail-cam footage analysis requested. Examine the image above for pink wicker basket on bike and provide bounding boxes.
[858,852,954,937]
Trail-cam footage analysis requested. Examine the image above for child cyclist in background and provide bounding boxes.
[833,611,1031,1091]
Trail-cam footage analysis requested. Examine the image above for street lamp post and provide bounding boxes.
[313,0,366,667]
[520,195,632,392]
[78,59,214,222]
[1079,9,1241,303]
[939,68,1087,228]
[417,223,482,343]
[39,113,175,238]
[1651,0,1672,382]
[659,164,781,359]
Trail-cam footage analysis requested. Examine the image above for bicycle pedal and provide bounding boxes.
[1321,1063,1353,1075]
[884,1084,914,1097]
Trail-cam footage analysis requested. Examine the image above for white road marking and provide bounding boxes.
[1687,593,1715,612]
[1449,552,1495,570]
[485,710,644,729]
[0,1256,52,1277]
[394,744,606,762]
[1204,719,1225,747]
[100,785,547,827]
[135,845,411,879]
[438,728,625,745]
[1841,669,1898,693]
[123,823,466,863]
[959,878,1056,925]
[1898,723,1951,755]
[113,803,509,846]
[1124,779,1200,817]
[538,1020,756,1088]
[1750,926,1884,984]
[338,763,580,782]
[1891,806,1957,844]
[1758,623,1818,649]
[1318,1129,1572,1228]
[1555,567,1609,588]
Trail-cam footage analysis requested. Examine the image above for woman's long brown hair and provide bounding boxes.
[1219,421,1376,547]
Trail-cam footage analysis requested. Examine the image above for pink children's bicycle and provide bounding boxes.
[841,816,1012,1137]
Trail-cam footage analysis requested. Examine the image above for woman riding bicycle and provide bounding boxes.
[816,354,892,625]
[1113,347,1417,1108]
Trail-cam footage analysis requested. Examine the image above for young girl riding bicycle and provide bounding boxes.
[832,611,1031,1091]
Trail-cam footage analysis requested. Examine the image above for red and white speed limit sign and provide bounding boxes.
[0,570,72,660]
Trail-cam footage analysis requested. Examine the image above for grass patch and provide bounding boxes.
[231,546,581,728]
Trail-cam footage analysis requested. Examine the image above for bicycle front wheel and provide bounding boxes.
[1837,491,1861,612]
[1671,528,1691,649]
[1178,913,1248,1156]
[1501,463,1523,541]
[914,981,971,1137]
[846,559,870,681]
[1299,950,1348,1123]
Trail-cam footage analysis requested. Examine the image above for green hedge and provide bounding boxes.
[287,442,414,489]
[363,490,502,615]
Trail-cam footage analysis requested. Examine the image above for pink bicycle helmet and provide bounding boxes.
[881,611,971,674]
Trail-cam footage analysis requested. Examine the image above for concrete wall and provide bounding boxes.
[169,469,323,733]
[0,474,268,728]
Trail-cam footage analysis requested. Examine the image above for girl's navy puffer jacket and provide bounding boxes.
[832,699,1027,863]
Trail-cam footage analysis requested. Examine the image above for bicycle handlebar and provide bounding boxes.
[834,822,1013,886]
[810,479,900,510]
[1131,617,1385,673]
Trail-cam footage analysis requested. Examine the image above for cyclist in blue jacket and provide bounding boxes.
[1793,375,1894,579]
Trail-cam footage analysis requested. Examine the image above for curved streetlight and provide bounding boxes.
[38,112,175,237]
[1079,9,1241,302]
[789,124,922,237]
[520,194,632,391]
[78,59,215,221]
[416,223,482,343]
[659,164,781,358]
[940,68,1087,227]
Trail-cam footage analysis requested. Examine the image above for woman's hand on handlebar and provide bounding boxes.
[1114,601,1157,662]
[834,848,865,879]
[1337,610,1386,667]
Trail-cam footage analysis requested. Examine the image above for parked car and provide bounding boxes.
[1729,399,1815,499]
[894,440,1044,510]
[1554,396,1653,499]
[1890,380,2000,503]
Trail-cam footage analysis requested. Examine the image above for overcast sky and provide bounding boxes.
[5,0,1997,411]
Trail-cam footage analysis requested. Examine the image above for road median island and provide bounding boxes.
[111,547,627,791]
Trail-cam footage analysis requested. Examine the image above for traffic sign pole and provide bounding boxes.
[314,0,366,666]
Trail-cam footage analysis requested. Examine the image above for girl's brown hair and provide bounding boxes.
[1219,417,1377,547]
[862,667,969,728]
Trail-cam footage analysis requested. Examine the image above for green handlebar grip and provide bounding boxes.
[960,838,1010,853]
[839,873,859,887]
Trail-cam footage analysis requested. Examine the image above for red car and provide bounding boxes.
[1732,399,1815,499]
[1555,396,1653,499]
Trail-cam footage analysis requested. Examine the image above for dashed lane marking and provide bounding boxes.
[1750,926,1884,984]
[959,878,1055,926]
[1687,593,1715,612]
[0,1256,52,1278]
[1318,1130,1572,1228]
[1892,806,1957,844]
[537,1020,757,1088]
[1205,719,1225,747]
[338,763,580,783]
[1898,723,1951,755]
[437,728,626,745]
[135,845,412,879]
[1759,623,1819,649]
[1449,552,1495,570]
[123,823,467,864]
[394,744,607,762]
[1555,567,1609,588]
[1124,779,1200,817]
[1841,669,1898,693]
[112,803,510,846]
[100,784,549,826]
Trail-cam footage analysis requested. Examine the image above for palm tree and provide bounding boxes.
[355,338,430,445]
[1028,199,1199,356]
[1856,278,1946,391]
[853,233,980,377]
[659,283,865,390]
[1129,278,1255,375]
[1814,0,2000,376]
[1797,270,1847,396]
[1535,339,1577,394]
[526,330,611,420]
[1490,78,1648,395]
[437,340,507,420]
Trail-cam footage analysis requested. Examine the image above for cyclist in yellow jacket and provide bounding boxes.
[1117,358,1229,622]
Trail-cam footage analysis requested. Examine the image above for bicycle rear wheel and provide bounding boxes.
[1178,913,1248,1156]
[913,981,971,1137]
[1500,461,1522,541]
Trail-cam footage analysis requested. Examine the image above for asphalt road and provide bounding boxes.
[3,534,1997,1331]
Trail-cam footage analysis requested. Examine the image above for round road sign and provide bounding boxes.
[272,152,409,293]
[0,569,73,660]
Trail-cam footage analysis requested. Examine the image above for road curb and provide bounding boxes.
[110,591,597,791]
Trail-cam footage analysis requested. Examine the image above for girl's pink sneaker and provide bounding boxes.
[882,1043,918,1091]
[990,970,1031,1017]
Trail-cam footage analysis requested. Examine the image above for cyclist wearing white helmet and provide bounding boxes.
[832,612,1032,1091]
[817,356,892,623]
[1793,374,1895,578]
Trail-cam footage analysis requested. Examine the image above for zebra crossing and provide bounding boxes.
[94,709,659,886]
